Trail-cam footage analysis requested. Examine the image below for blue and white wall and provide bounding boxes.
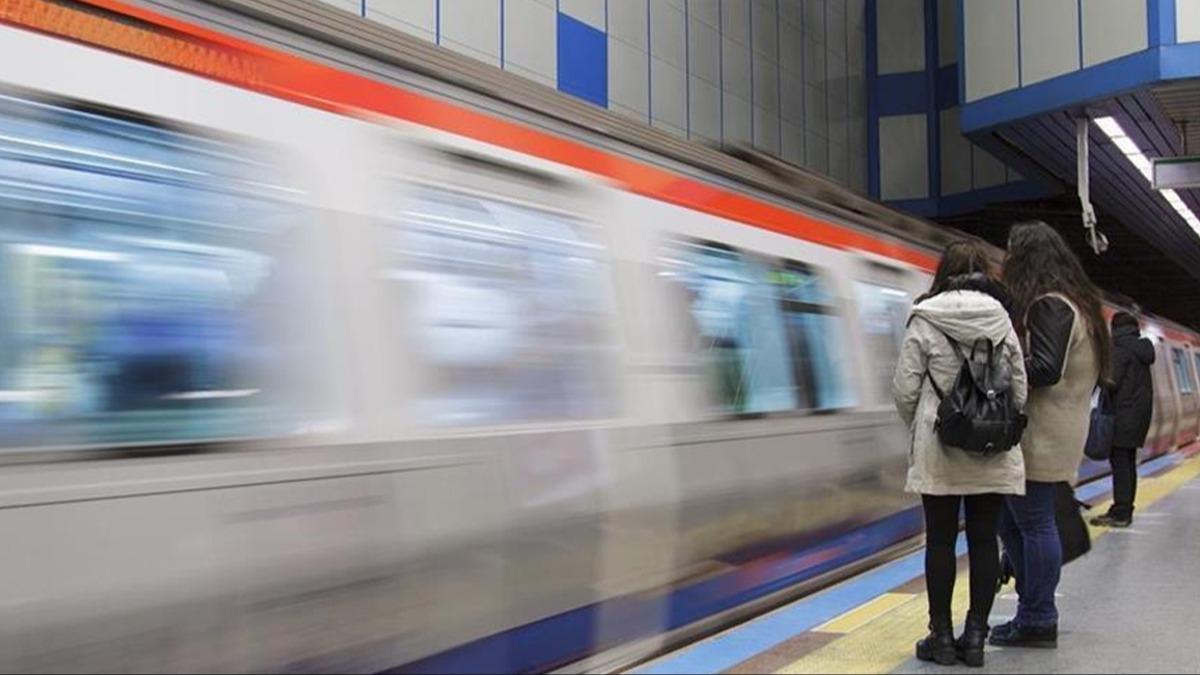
[960,0,1200,133]
[314,0,870,192]
[868,0,1035,217]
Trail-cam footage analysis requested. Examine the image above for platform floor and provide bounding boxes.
[635,450,1200,675]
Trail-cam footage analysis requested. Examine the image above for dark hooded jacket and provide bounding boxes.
[1110,322,1156,448]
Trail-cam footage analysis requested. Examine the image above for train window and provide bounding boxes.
[855,282,911,405]
[393,186,614,425]
[1172,348,1195,394]
[1194,353,1200,391]
[660,241,852,415]
[771,263,856,410]
[0,93,318,450]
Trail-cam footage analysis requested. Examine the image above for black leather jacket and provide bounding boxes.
[1024,296,1075,389]
[1110,323,1156,448]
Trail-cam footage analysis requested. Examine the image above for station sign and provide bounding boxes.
[1152,156,1200,190]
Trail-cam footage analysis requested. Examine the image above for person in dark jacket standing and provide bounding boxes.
[1091,312,1156,528]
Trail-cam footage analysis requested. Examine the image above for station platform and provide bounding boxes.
[634,450,1200,674]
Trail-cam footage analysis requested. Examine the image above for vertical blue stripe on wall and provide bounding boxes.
[557,13,608,107]
[1149,0,1178,47]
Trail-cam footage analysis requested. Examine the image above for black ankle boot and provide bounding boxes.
[916,618,957,666]
[956,615,989,668]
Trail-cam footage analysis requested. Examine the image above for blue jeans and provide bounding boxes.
[998,481,1062,628]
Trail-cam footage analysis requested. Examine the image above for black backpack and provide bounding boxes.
[925,327,1027,457]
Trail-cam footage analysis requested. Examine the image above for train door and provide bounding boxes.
[1170,344,1200,447]
[1185,345,1200,444]
[1193,347,1200,443]
[1147,338,1178,455]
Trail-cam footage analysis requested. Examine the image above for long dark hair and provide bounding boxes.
[1002,221,1111,383]
[915,239,1007,306]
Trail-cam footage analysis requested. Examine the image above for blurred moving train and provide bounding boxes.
[1,1,1199,673]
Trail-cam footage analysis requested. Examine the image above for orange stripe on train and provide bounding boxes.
[2,0,939,271]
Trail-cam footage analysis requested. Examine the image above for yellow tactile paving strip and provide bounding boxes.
[776,455,1200,674]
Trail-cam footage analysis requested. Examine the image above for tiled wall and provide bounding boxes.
[314,0,869,193]
[871,0,1026,214]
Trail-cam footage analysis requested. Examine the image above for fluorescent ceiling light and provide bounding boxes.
[1093,116,1200,238]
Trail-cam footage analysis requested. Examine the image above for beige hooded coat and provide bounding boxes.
[892,290,1028,496]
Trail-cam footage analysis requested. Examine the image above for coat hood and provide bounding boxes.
[910,290,1013,346]
[1114,323,1156,365]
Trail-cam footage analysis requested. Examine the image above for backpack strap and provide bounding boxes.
[909,314,963,401]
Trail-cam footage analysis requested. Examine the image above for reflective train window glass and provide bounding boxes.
[0,93,317,450]
[661,241,806,415]
[1194,353,1200,393]
[392,187,615,425]
[771,263,856,410]
[856,282,911,405]
[1173,348,1195,394]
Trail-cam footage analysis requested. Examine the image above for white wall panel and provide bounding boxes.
[940,108,972,195]
[440,0,501,66]
[780,0,802,28]
[367,0,435,40]
[937,0,957,66]
[559,0,606,31]
[804,0,826,44]
[781,67,804,124]
[723,93,752,145]
[828,79,849,147]
[848,0,865,68]
[804,30,827,87]
[753,53,780,113]
[781,19,804,73]
[722,0,751,45]
[689,12,721,84]
[317,0,358,14]
[964,0,1018,101]
[610,0,649,50]
[651,1,687,69]
[1082,0,1147,66]
[754,105,781,152]
[829,140,849,184]
[879,113,928,200]
[972,145,1007,189]
[752,0,779,59]
[609,37,650,118]
[806,129,829,173]
[689,75,722,142]
[651,58,688,132]
[504,0,557,85]
[1020,0,1080,85]
[690,0,720,29]
[722,35,753,100]
[804,82,826,135]
[877,0,925,74]
[1179,0,1200,43]
[782,120,804,165]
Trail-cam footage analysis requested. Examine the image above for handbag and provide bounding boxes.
[1054,482,1092,564]
[1084,386,1115,461]
[996,482,1093,592]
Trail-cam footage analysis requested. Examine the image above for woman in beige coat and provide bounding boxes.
[893,241,1028,668]
[989,222,1108,651]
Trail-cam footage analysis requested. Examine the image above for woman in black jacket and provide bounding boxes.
[1092,312,1156,528]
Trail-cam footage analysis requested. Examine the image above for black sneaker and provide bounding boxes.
[988,621,1057,649]
[1090,514,1132,528]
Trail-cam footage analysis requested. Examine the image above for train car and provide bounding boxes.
[0,2,1198,673]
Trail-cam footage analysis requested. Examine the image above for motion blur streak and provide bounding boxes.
[0,3,1197,674]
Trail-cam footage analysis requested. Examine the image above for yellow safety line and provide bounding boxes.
[777,455,1200,675]
[814,593,917,634]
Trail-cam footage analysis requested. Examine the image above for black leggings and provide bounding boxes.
[921,494,1005,624]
